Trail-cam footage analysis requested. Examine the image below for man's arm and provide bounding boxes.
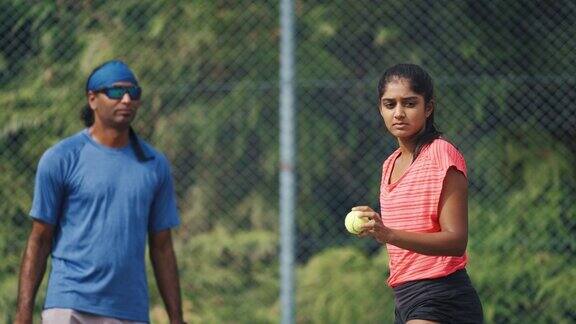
[149,229,185,324]
[15,220,54,324]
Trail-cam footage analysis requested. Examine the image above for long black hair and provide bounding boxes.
[80,103,94,127]
[81,61,110,127]
[377,63,442,160]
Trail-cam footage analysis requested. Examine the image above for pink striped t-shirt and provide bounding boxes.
[380,138,468,287]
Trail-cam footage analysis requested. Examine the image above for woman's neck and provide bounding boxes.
[397,137,416,157]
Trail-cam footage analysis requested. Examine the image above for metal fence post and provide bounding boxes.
[279,0,296,323]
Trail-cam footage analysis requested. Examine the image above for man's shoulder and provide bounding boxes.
[35,130,88,175]
[42,130,89,161]
[51,129,87,149]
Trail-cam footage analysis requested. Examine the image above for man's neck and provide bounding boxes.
[89,125,130,148]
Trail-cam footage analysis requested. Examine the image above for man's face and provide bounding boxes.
[88,81,141,130]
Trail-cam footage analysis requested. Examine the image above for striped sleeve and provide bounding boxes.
[430,139,467,178]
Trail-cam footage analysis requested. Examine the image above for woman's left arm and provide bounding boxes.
[359,167,468,256]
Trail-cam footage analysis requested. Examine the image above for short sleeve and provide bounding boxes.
[30,149,65,225]
[148,155,180,233]
[430,139,467,178]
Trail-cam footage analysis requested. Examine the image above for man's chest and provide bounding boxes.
[65,156,158,204]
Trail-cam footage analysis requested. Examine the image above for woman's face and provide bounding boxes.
[379,78,432,140]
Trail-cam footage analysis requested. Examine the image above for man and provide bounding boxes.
[15,60,186,323]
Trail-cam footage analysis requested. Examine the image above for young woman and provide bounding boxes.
[354,64,483,323]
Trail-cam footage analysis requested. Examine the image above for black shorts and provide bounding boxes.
[393,269,484,324]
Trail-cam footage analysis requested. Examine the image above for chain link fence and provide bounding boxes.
[1,1,574,323]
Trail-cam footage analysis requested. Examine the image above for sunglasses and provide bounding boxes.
[96,86,142,100]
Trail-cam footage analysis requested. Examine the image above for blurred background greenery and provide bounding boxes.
[1,1,574,323]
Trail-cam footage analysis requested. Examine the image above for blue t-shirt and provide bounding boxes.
[30,129,180,322]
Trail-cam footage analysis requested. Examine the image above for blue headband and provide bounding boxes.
[86,60,139,91]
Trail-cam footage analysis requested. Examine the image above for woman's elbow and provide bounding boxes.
[443,235,467,256]
[449,248,466,257]
[450,238,468,256]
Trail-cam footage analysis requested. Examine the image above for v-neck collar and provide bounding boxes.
[384,148,421,192]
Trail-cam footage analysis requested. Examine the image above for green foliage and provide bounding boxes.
[296,247,394,323]
[172,226,279,323]
[467,127,576,323]
[472,250,575,324]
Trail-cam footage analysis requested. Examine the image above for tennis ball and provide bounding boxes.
[344,210,367,235]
